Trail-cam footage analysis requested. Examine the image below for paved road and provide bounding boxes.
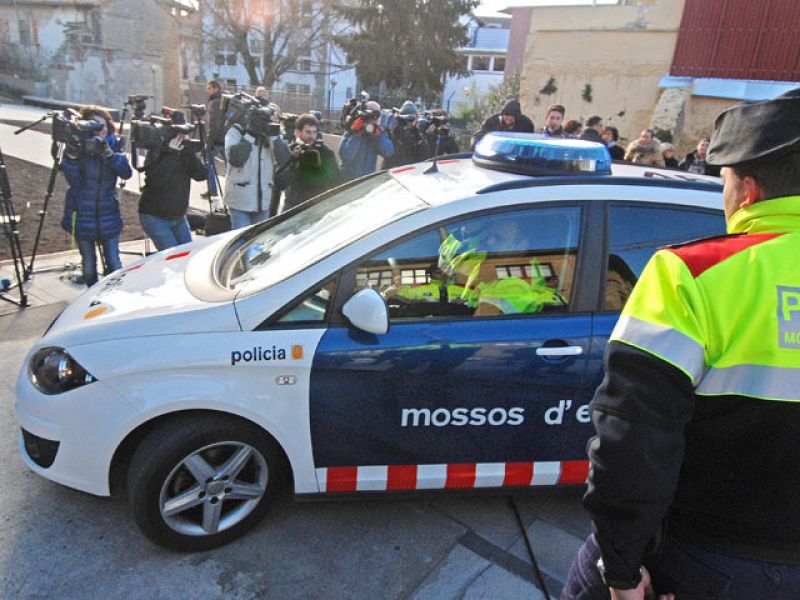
[0,304,590,599]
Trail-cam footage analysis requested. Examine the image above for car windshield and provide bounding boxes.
[217,173,426,292]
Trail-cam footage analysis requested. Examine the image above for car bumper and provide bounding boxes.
[15,372,140,497]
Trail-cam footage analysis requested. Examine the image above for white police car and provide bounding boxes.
[15,134,725,551]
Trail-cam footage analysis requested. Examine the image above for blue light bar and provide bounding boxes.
[473,132,612,177]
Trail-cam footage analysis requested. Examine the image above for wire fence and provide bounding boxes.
[186,82,316,116]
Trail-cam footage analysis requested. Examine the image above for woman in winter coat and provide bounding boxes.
[624,129,665,167]
[61,105,132,287]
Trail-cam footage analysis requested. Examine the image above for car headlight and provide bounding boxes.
[30,347,96,395]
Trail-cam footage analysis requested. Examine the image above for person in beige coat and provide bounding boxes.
[624,129,665,167]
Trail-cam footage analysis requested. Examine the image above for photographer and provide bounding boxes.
[60,105,132,287]
[385,101,429,168]
[205,80,225,162]
[339,100,394,181]
[282,114,340,212]
[423,108,459,158]
[138,111,207,250]
[223,102,291,229]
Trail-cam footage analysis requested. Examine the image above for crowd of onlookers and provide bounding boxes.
[471,100,721,176]
[55,86,721,288]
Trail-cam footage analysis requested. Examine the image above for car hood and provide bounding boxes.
[43,235,241,348]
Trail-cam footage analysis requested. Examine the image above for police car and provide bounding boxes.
[15,134,725,551]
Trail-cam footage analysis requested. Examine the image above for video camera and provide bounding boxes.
[221,92,281,143]
[290,140,322,168]
[51,109,108,157]
[125,94,150,120]
[423,111,450,130]
[130,107,197,153]
[181,104,207,120]
[340,91,380,131]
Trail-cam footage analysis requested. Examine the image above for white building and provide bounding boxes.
[442,14,510,113]
[201,1,357,116]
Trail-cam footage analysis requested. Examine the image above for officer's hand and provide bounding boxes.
[610,567,674,600]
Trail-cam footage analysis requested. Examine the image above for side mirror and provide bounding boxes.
[342,288,389,335]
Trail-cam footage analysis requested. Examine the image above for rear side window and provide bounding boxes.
[604,205,725,311]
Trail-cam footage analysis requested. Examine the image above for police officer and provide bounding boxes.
[562,89,800,599]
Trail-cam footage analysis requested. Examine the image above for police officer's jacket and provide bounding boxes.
[584,195,800,585]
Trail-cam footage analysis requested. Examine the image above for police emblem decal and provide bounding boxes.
[777,286,800,349]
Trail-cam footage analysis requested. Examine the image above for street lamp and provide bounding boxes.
[328,78,337,116]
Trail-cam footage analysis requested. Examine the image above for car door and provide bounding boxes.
[309,203,597,492]
[568,202,727,459]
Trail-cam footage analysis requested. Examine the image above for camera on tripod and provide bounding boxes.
[125,94,150,120]
[221,92,281,144]
[181,104,207,120]
[130,108,196,153]
[51,109,107,157]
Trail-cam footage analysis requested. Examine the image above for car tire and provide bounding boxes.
[126,413,287,551]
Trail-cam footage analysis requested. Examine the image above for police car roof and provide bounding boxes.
[389,157,722,207]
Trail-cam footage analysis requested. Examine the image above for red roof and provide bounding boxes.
[671,0,800,82]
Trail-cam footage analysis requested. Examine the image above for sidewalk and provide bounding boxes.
[0,239,149,316]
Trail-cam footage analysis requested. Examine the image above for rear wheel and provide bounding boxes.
[126,414,286,551]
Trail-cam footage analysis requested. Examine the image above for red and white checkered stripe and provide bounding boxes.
[315,461,589,493]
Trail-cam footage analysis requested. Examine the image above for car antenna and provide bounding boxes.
[424,129,442,174]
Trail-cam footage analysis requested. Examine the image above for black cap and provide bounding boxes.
[707,88,800,167]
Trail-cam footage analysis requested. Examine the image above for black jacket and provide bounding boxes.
[585,342,800,587]
[385,123,429,168]
[424,130,460,157]
[580,128,605,145]
[472,100,535,148]
[207,91,225,147]
[607,143,626,161]
[679,150,721,176]
[283,143,340,211]
[139,147,207,218]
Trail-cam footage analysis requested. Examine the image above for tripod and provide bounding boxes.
[0,145,29,307]
[13,115,73,279]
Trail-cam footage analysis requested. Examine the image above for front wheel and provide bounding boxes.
[126,414,287,551]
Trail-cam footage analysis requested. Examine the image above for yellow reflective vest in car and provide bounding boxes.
[612,195,800,400]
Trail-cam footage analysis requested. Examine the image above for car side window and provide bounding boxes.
[275,280,336,325]
[604,205,726,311]
[354,206,582,320]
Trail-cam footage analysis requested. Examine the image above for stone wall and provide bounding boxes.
[518,0,686,143]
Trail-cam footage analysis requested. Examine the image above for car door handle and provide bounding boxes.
[536,346,583,356]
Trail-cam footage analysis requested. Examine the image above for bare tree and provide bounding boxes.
[201,0,340,88]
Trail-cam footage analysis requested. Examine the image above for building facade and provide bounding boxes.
[0,0,200,110]
[442,14,510,114]
[200,0,357,117]
[509,0,799,153]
